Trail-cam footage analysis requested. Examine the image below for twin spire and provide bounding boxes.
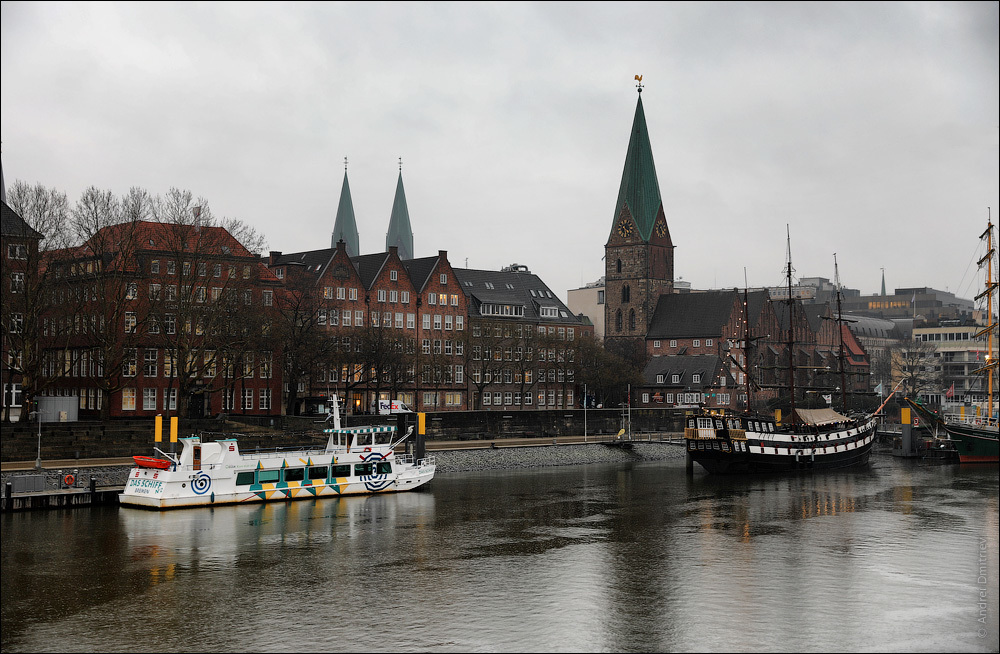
[331,159,414,260]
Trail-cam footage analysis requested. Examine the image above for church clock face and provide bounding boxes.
[654,221,667,238]
[617,219,634,238]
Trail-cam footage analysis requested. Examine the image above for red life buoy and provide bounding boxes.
[64,474,75,486]
[364,447,371,452]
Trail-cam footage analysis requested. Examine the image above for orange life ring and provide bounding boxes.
[364,447,371,452]
[64,474,75,486]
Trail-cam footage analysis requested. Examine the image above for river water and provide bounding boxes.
[2,454,997,653]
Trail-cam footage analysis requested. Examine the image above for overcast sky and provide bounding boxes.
[2,1,998,304]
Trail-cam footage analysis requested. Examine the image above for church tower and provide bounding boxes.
[332,160,360,256]
[604,82,675,353]
[385,161,414,260]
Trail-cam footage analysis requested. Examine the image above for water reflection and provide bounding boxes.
[2,457,997,653]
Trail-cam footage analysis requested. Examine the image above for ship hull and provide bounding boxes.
[944,423,999,463]
[685,416,878,476]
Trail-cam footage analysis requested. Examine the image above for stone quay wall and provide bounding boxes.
[1,442,687,493]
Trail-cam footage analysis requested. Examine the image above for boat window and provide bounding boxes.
[697,417,714,429]
[715,419,724,429]
[284,468,305,483]
[354,432,374,448]
[375,461,393,475]
[235,471,255,486]
[355,463,374,476]
[375,431,394,445]
[308,466,328,480]
[331,464,351,478]
[258,470,280,484]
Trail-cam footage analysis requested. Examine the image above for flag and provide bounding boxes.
[822,394,832,405]
[945,382,955,399]
[874,382,883,397]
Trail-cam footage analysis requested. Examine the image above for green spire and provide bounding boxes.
[614,93,663,241]
[386,170,413,260]
[332,169,360,256]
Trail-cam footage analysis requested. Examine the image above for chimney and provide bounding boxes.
[269,251,282,265]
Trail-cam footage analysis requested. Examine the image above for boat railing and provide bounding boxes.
[395,454,436,468]
[237,444,328,459]
[944,413,999,428]
[684,426,718,439]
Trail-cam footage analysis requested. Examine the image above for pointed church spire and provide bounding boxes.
[614,88,664,242]
[332,159,360,255]
[881,268,886,296]
[385,158,414,260]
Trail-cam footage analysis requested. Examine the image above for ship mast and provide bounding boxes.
[785,226,797,427]
[973,211,997,420]
[834,254,848,412]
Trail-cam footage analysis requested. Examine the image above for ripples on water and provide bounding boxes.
[2,456,997,653]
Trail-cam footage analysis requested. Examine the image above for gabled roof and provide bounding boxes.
[385,172,414,260]
[647,290,738,338]
[1,201,43,239]
[272,247,336,277]
[351,251,391,289]
[454,267,584,324]
[614,94,664,242]
[332,171,360,256]
[402,254,441,293]
[642,354,731,388]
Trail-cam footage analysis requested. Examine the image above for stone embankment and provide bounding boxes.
[1,442,687,491]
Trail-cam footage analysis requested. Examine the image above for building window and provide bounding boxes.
[428,293,436,305]
[259,388,271,410]
[143,349,158,377]
[693,340,700,348]
[122,388,137,411]
[263,290,273,306]
[440,274,447,285]
[378,289,387,302]
[672,374,680,383]
[10,272,25,293]
[7,243,28,260]
[401,291,409,304]
[693,374,701,383]
[390,270,398,281]
[243,388,254,410]
[669,340,677,348]
[164,388,177,411]
[143,388,157,411]
[654,340,660,348]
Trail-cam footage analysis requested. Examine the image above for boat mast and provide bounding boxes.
[974,210,997,420]
[785,226,797,427]
[834,253,848,412]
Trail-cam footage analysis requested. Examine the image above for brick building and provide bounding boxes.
[38,220,284,419]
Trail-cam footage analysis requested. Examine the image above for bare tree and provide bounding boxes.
[2,181,72,422]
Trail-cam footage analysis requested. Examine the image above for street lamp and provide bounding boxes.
[30,400,42,469]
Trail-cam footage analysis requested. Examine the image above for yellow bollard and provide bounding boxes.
[155,415,163,443]
[170,416,178,443]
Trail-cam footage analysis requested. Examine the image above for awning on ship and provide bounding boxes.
[795,407,850,426]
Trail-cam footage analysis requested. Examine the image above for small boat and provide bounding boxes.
[904,216,998,464]
[120,396,436,509]
[132,456,172,469]
[685,232,881,474]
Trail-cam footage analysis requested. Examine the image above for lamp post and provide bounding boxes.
[33,400,42,469]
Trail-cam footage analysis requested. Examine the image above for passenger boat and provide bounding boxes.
[120,396,436,509]
[903,216,998,463]
[685,233,881,474]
